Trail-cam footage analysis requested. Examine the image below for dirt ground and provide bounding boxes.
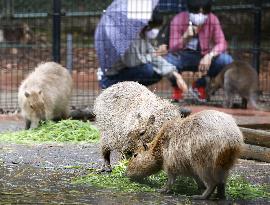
[0,115,269,204]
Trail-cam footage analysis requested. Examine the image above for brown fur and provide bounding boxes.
[18,62,73,129]
[206,61,259,109]
[126,110,243,200]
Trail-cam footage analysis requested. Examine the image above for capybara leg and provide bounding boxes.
[241,98,248,109]
[192,171,217,200]
[25,119,31,130]
[223,92,233,108]
[61,109,69,119]
[160,173,175,194]
[52,117,61,122]
[216,183,226,199]
[101,146,112,172]
[249,97,258,110]
[53,111,68,122]
[192,182,216,200]
[193,175,206,192]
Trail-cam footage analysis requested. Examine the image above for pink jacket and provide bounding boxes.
[169,12,227,55]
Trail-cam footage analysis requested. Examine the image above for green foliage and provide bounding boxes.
[227,175,270,200]
[75,161,270,200]
[74,160,156,193]
[0,119,100,143]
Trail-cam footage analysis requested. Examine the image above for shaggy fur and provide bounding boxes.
[206,61,259,109]
[127,110,244,200]
[93,81,181,171]
[18,62,73,129]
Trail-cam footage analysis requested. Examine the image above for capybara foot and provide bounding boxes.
[100,164,112,173]
[158,187,173,194]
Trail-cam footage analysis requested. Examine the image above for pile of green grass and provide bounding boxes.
[75,160,270,200]
[0,120,100,143]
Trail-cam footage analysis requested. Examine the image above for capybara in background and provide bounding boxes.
[93,81,181,172]
[127,110,243,200]
[206,61,259,109]
[18,62,73,129]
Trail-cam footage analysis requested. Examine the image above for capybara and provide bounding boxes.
[18,62,73,129]
[93,81,181,171]
[126,110,243,200]
[206,61,259,109]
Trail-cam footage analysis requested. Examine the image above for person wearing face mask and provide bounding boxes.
[165,0,233,102]
[98,11,188,92]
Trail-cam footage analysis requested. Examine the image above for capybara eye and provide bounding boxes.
[30,105,33,109]
[139,131,145,136]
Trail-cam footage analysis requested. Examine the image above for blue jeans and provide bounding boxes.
[99,63,162,89]
[164,50,233,87]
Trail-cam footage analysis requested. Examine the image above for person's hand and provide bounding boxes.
[199,53,214,73]
[155,44,168,56]
[183,24,199,39]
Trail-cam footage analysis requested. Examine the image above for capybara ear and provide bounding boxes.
[139,129,146,136]
[147,115,155,125]
[25,92,30,97]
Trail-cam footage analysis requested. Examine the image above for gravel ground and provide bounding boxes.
[0,142,269,185]
[0,118,269,204]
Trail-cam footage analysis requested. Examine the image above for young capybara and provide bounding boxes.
[18,62,73,129]
[93,81,181,172]
[206,61,259,109]
[126,110,243,200]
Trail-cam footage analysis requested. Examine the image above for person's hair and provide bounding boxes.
[187,0,212,14]
[148,10,163,28]
[140,10,163,39]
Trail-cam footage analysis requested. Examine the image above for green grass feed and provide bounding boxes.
[75,160,270,200]
[0,120,100,143]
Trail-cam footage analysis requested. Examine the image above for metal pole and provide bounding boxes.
[3,0,12,18]
[66,33,73,73]
[52,0,61,63]
[253,0,262,73]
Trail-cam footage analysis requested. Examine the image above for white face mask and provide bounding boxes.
[189,13,208,26]
[146,28,160,39]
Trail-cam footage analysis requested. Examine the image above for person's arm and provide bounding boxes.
[210,15,227,55]
[169,13,190,52]
[120,38,151,67]
[146,40,177,75]
[146,40,189,92]
[199,15,227,72]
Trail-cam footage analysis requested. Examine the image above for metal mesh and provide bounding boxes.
[0,0,269,111]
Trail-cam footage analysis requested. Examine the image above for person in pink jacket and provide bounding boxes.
[165,0,233,102]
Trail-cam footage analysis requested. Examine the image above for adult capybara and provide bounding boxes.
[206,61,259,109]
[127,110,243,200]
[18,62,73,129]
[93,81,181,172]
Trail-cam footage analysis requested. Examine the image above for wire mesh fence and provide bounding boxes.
[0,0,269,111]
